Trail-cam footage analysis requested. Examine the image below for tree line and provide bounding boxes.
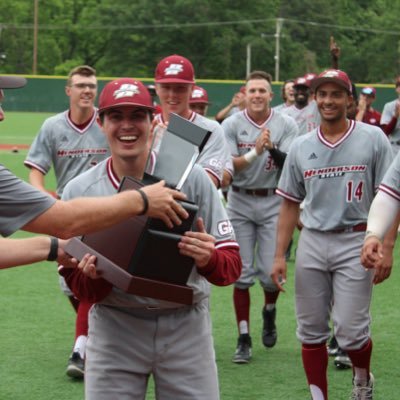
[1,0,399,83]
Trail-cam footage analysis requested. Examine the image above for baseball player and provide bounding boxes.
[273,79,295,112]
[59,77,241,400]
[189,85,210,116]
[271,69,395,399]
[153,54,230,188]
[215,86,246,123]
[380,75,400,151]
[356,87,382,128]
[24,65,111,378]
[0,75,188,269]
[222,70,299,363]
[282,76,321,135]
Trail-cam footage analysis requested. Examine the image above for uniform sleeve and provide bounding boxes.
[59,266,113,303]
[278,114,299,152]
[275,139,305,202]
[0,165,56,236]
[380,102,394,125]
[221,116,240,157]
[24,120,53,174]
[379,151,400,200]
[196,122,229,185]
[185,166,241,286]
[373,130,395,189]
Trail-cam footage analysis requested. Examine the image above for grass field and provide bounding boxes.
[1,112,400,399]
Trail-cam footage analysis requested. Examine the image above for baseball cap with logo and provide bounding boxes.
[189,86,210,105]
[293,76,310,88]
[98,78,154,114]
[311,69,352,93]
[0,75,27,89]
[361,86,376,96]
[155,54,195,84]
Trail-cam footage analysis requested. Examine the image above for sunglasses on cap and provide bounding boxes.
[361,88,374,95]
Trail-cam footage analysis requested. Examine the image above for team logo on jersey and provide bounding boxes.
[191,89,205,99]
[164,64,184,76]
[217,220,234,236]
[239,130,249,136]
[113,84,140,99]
[308,152,318,160]
[304,164,367,179]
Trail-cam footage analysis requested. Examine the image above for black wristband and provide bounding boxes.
[137,189,149,216]
[47,237,59,261]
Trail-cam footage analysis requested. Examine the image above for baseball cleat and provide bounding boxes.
[232,334,252,364]
[350,372,374,399]
[327,335,339,356]
[66,352,85,379]
[334,348,352,369]
[262,308,277,348]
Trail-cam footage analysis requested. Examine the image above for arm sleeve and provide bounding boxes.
[381,117,398,135]
[367,191,400,240]
[268,147,287,169]
[196,245,241,286]
[58,266,113,303]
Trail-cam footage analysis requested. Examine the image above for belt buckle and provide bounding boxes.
[250,189,257,196]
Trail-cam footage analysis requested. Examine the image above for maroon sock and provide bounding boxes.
[347,339,372,379]
[233,287,250,332]
[75,300,92,338]
[302,343,328,399]
[264,290,280,307]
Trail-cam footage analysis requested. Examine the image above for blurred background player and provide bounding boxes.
[153,54,230,188]
[189,85,210,116]
[381,74,400,151]
[215,86,246,123]
[222,70,298,363]
[282,76,320,135]
[273,79,295,112]
[356,87,382,128]
[24,65,110,379]
[146,84,162,115]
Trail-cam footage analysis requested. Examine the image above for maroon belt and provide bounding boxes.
[327,223,367,233]
[232,185,276,197]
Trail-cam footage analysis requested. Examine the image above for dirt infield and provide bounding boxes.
[0,144,29,150]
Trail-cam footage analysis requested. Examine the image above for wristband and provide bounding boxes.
[47,237,59,261]
[244,148,258,163]
[137,189,149,215]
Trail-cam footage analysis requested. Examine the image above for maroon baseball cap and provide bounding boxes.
[189,85,209,104]
[311,69,352,93]
[0,75,27,89]
[293,76,310,88]
[155,54,195,84]
[361,86,376,97]
[98,78,154,113]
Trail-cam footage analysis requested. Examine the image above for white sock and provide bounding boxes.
[310,384,325,400]
[239,320,249,335]
[73,335,87,359]
[353,367,368,385]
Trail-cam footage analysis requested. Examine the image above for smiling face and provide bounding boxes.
[245,78,273,116]
[65,73,98,111]
[156,83,193,119]
[293,85,310,108]
[315,82,352,123]
[100,106,151,163]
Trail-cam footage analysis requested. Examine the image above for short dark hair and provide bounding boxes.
[67,65,96,86]
[246,70,272,84]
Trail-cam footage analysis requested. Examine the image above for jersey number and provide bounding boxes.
[346,181,364,203]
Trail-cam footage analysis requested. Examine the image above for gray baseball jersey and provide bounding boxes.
[378,150,400,200]
[62,157,238,308]
[273,102,290,113]
[381,98,400,150]
[0,164,55,237]
[24,110,110,197]
[222,108,299,188]
[282,100,321,135]
[62,157,238,400]
[154,111,230,185]
[277,120,393,230]
[276,119,393,348]
[222,108,298,291]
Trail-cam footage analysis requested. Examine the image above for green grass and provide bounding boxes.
[1,112,400,399]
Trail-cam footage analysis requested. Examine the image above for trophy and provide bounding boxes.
[65,113,211,305]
